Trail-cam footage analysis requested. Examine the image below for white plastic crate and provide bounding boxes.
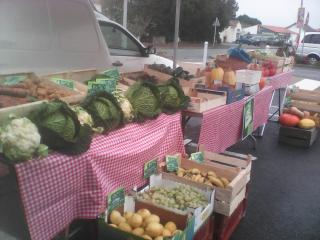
[236,70,262,85]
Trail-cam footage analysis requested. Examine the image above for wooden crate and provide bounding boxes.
[0,72,88,122]
[279,126,319,147]
[288,89,320,113]
[186,88,227,113]
[41,69,98,83]
[163,151,252,216]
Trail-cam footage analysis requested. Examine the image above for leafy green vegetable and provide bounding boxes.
[158,78,190,114]
[126,82,162,122]
[81,91,123,133]
[29,100,92,155]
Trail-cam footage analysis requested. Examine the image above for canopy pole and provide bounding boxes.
[173,0,181,69]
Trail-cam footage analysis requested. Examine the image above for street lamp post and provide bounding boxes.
[173,0,181,69]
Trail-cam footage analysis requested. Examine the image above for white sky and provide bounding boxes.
[236,0,320,29]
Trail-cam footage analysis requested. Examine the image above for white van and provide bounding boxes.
[296,32,320,65]
[95,11,174,73]
[0,0,173,75]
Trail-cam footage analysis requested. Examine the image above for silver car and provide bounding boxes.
[296,32,320,65]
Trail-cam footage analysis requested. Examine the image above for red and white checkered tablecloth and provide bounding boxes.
[268,71,293,90]
[15,113,185,240]
[198,86,274,153]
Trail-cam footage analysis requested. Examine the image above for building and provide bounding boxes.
[258,25,298,43]
[242,25,259,35]
[220,20,242,43]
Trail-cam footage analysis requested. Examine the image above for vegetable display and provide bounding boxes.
[112,88,135,122]
[108,209,181,239]
[175,167,230,188]
[81,91,123,133]
[0,117,48,162]
[126,82,162,122]
[157,79,190,114]
[281,107,317,129]
[138,185,208,211]
[30,100,92,155]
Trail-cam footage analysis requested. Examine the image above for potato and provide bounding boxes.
[191,168,201,174]
[220,177,230,187]
[208,176,224,188]
[207,171,217,177]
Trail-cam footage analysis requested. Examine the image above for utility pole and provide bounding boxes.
[123,0,128,29]
[297,0,304,46]
[173,0,181,69]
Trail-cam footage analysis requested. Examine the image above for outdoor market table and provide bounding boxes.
[14,113,185,240]
[183,86,274,153]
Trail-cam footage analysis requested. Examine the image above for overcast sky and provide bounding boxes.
[236,0,320,29]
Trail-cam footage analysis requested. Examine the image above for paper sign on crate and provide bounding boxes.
[166,154,181,172]
[190,152,204,163]
[143,158,158,179]
[107,187,125,213]
[51,78,75,90]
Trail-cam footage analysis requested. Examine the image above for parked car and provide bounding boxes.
[249,35,276,46]
[236,35,253,45]
[95,11,174,73]
[296,32,320,65]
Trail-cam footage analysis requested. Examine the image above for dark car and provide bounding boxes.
[236,35,253,45]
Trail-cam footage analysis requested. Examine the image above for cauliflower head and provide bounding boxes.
[0,118,41,162]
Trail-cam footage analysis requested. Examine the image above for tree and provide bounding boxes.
[237,14,262,27]
[100,0,239,43]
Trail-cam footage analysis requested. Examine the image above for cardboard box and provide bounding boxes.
[99,196,195,240]
[217,87,245,104]
[137,174,215,233]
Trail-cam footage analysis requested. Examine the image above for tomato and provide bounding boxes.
[262,67,269,77]
[279,113,300,127]
[259,78,266,90]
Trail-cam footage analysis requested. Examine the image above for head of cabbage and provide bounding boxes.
[125,82,162,122]
[158,78,190,114]
[81,91,123,133]
[30,100,92,155]
[0,117,48,163]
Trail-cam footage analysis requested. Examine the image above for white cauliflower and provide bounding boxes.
[0,118,44,162]
[72,106,94,127]
[119,98,134,122]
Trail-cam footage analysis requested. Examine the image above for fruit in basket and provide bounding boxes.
[144,214,160,226]
[139,185,208,211]
[298,119,316,129]
[142,235,153,240]
[145,222,164,238]
[137,209,151,219]
[223,68,236,86]
[279,113,300,127]
[124,211,134,221]
[211,67,224,81]
[118,222,132,232]
[164,221,177,233]
[162,228,172,237]
[128,213,143,228]
[132,227,144,236]
[110,210,124,225]
[154,237,164,240]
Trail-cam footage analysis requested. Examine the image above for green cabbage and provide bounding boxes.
[158,78,190,114]
[81,91,123,133]
[125,82,161,122]
[30,100,92,155]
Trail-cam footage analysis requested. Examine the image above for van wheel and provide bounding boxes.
[307,55,319,65]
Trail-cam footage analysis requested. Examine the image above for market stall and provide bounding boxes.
[14,113,185,240]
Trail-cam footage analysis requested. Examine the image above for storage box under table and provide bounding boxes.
[279,126,319,148]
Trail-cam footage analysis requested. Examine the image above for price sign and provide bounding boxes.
[51,78,74,90]
[242,96,254,140]
[87,81,107,94]
[96,78,117,93]
[3,75,26,85]
[103,68,120,82]
[107,187,125,212]
[143,158,158,179]
[190,152,204,163]
[166,155,180,172]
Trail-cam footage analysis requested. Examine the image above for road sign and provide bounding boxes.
[213,17,220,27]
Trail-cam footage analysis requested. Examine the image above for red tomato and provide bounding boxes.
[269,67,276,76]
[262,68,269,77]
[259,78,266,90]
[279,113,300,127]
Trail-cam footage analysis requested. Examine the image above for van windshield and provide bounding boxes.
[99,21,142,57]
